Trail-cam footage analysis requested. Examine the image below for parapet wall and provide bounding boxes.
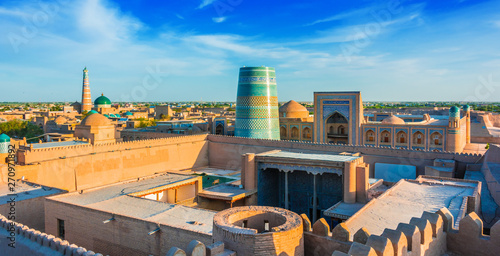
[482,144,500,206]
[0,214,101,256]
[308,208,500,256]
[9,134,209,191]
[212,206,304,256]
[120,130,183,140]
[207,135,482,174]
[18,134,208,164]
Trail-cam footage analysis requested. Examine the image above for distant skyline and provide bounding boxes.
[1,0,500,102]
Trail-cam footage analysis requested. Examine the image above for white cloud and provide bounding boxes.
[0,7,28,17]
[176,14,184,20]
[212,16,227,23]
[76,0,143,42]
[493,20,500,28]
[198,0,217,9]
[305,7,370,26]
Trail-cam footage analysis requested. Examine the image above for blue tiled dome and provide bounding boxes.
[449,106,460,118]
[0,134,10,143]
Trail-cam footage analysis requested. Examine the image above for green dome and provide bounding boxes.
[125,111,133,116]
[94,94,111,106]
[104,114,110,118]
[113,114,120,117]
[463,105,470,111]
[88,110,98,114]
[0,134,10,143]
[449,106,460,118]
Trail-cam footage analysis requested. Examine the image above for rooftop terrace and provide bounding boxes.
[257,150,361,163]
[344,176,479,240]
[50,173,215,234]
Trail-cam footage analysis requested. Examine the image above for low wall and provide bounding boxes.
[213,206,304,256]
[120,130,182,141]
[328,208,500,256]
[0,214,100,256]
[45,199,212,255]
[0,195,54,232]
[207,135,481,175]
[482,144,500,206]
[8,135,209,191]
[472,136,500,144]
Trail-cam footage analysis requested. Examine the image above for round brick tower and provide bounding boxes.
[463,105,471,144]
[235,66,279,139]
[81,67,92,113]
[446,106,461,152]
[213,206,304,256]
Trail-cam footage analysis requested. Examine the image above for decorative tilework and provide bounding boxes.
[323,100,349,105]
[315,93,361,144]
[322,105,350,120]
[429,129,444,135]
[0,142,9,154]
[395,128,408,134]
[379,128,391,133]
[411,129,426,134]
[236,96,278,106]
[236,108,279,118]
[238,77,277,83]
[235,67,279,140]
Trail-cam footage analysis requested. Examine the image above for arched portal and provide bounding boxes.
[325,112,348,144]
[215,124,224,135]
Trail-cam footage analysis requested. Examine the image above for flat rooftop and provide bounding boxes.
[487,127,500,137]
[50,173,215,234]
[0,181,65,203]
[324,202,366,219]
[31,140,89,149]
[198,183,256,202]
[344,177,479,240]
[257,151,360,163]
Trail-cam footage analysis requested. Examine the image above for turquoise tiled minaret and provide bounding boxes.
[0,134,10,154]
[235,66,279,139]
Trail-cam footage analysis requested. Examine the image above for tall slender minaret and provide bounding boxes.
[81,67,92,112]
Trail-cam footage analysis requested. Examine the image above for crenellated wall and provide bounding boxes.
[18,134,208,164]
[0,214,101,256]
[308,207,500,256]
[120,130,184,141]
[7,134,485,193]
[165,240,236,256]
[207,135,482,175]
[9,135,209,191]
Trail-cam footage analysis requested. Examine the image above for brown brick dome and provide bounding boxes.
[381,115,405,125]
[54,116,68,124]
[279,100,309,118]
[81,113,111,126]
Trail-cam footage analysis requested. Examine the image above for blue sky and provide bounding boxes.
[1,0,499,102]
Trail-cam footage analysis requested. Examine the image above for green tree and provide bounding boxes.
[81,110,91,119]
[0,120,43,142]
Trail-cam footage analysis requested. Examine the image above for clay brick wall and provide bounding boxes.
[45,199,212,255]
[0,214,100,256]
[325,208,500,256]
[213,206,304,256]
[207,135,481,175]
[11,135,209,191]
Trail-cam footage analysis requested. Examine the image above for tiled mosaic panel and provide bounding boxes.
[0,143,10,154]
[236,67,279,140]
[236,96,278,106]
